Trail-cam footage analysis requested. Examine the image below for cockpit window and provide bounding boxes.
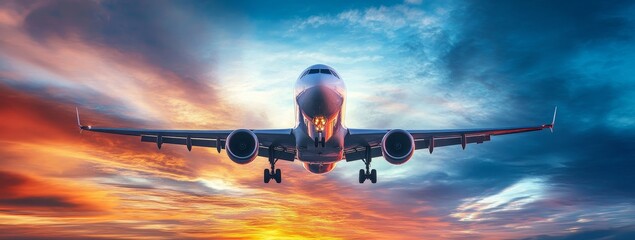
[304,68,340,79]
[300,70,309,78]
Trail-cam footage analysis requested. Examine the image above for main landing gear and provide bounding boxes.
[264,148,282,183]
[359,146,377,184]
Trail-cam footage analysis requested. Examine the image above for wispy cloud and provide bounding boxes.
[452,178,547,222]
[293,4,441,36]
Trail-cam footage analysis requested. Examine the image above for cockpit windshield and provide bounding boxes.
[302,68,340,79]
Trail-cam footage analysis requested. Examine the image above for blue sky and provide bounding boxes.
[1,0,634,239]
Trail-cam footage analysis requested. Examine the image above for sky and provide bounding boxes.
[1,0,634,239]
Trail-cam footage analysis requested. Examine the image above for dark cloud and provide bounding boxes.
[384,0,635,235]
[0,170,101,211]
[518,225,635,240]
[0,222,181,240]
[0,197,78,208]
[430,0,635,196]
[17,0,232,103]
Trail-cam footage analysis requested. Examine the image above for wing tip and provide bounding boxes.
[548,106,557,133]
[76,107,91,132]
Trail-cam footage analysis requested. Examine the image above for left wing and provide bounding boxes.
[344,107,557,161]
[76,108,296,161]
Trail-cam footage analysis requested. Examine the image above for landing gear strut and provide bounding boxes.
[314,133,325,148]
[359,146,377,184]
[264,147,281,183]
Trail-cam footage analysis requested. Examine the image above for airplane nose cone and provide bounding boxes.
[297,85,343,118]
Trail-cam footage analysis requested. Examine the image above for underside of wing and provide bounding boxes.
[77,108,296,161]
[344,107,556,161]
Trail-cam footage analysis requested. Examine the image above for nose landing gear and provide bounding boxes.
[314,132,326,148]
[358,146,377,184]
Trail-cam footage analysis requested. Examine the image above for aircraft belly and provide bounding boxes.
[295,130,346,163]
[297,148,343,163]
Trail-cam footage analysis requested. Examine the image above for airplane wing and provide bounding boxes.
[343,107,557,161]
[76,108,296,161]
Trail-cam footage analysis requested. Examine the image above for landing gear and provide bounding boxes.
[314,133,325,148]
[264,168,281,183]
[264,148,282,183]
[358,146,377,184]
[359,169,365,183]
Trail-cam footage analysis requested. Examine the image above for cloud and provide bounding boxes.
[0,1,248,129]
[293,3,440,35]
[519,225,635,240]
[0,170,114,214]
[452,177,547,222]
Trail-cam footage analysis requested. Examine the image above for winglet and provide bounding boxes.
[76,107,81,126]
[76,107,90,133]
[549,106,557,133]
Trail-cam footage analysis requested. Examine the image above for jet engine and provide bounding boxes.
[225,129,259,164]
[381,129,415,165]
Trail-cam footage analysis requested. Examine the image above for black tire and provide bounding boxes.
[370,169,377,184]
[264,169,271,183]
[359,169,366,183]
[275,169,282,183]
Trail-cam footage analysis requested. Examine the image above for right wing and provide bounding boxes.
[76,108,296,161]
[344,107,557,161]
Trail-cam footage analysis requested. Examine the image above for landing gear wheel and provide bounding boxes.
[264,147,282,184]
[358,146,378,184]
[370,169,377,184]
[264,169,271,183]
[274,169,282,183]
[359,169,366,183]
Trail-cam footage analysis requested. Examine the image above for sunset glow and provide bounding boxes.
[1,1,634,239]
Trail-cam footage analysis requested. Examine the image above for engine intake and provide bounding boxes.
[381,129,415,165]
[225,129,259,164]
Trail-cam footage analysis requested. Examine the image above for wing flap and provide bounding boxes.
[344,146,382,162]
[140,136,218,148]
[257,146,296,161]
[414,135,491,149]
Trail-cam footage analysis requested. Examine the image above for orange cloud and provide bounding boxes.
[0,170,115,215]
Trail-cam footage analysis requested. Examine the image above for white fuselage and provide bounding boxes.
[293,64,347,173]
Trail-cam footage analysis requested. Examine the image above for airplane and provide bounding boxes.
[76,64,557,184]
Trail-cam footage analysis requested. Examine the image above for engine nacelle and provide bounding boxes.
[225,129,259,164]
[381,129,415,165]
